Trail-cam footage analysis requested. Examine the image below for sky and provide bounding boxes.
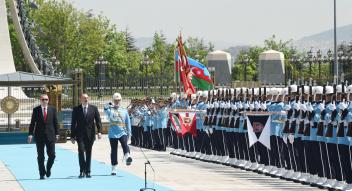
[69,0,352,48]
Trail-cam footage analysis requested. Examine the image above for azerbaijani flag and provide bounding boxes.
[175,51,213,91]
[188,57,213,90]
[175,35,196,94]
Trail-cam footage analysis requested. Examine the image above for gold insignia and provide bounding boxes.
[1,96,19,114]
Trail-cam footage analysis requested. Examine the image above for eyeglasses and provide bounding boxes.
[41,99,48,101]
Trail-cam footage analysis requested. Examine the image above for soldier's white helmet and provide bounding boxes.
[313,86,323,95]
[289,85,298,93]
[325,86,334,94]
[276,88,282,95]
[191,94,197,100]
[235,88,241,95]
[196,91,203,96]
[281,87,288,95]
[268,88,277,95]
[112,92,122,100]
[170,92,177,99]
[336,84,346,93]
[230,88,235,96]
[241,87,247,94]
[260,87,265,95]
[303,86,310,94]
[254,88,259,95]
[202,91,208,97]
[346,85,352,93]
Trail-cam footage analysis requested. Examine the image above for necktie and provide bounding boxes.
[84,106,87,117]
[44,107,47,122]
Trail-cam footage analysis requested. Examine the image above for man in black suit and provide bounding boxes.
[71,93,102,178]
[28,94,59,180]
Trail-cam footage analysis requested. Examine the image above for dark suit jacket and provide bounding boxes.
[70,104,102,142]
[29,105,59,142]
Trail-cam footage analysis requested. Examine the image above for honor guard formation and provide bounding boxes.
[129,84,352,190]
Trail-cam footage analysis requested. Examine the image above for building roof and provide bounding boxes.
[259,49,285,60]
[206,50,232,61]
[0,71,75,86]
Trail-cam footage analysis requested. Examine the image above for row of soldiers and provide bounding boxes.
[128,85,352,191]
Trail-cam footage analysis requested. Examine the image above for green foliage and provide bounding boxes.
[10,0,214,80]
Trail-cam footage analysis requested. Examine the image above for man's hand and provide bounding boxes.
[28,135,33,144]
[56,135,59,141]
[71,137,76,144]
[98,133,102,139]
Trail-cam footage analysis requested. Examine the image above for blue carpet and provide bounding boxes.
[0,144,170,191]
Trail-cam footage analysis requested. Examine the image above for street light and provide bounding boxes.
[307,48,313,79]
[242,54,250,81]
[143,54,152,95]
[326,49,334,82]
[337,45,345,83]
[94,56,108,98]
[316,49,322,81]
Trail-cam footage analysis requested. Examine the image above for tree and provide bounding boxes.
[124,27,138,52]
[30,0,111,75]
[184,37,214,65]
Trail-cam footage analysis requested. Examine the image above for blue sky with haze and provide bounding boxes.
[69,0,352,48]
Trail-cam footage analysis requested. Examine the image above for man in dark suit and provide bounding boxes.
[28,94,59,180]
[71,93,102,178]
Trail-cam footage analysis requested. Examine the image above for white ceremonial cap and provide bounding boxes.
[191,94,197,100]
[112,92,122,100]
[170,92,177,98]
[235,88,241,94]
[276,88,282,95]
[346,85,352,93]
[254,88,259,95]
[230,88,235,95]
[325,86,334,94]
[289,85,298,93]
[202,91,208,97]
[281,87,288,95]
[313,86,323,95]
[303,86,310,94]
[336,84,346,93]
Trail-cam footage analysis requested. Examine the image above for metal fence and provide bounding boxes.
[83,75,178,98]
[0,75,179,132]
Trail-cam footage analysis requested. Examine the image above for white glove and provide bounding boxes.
[28,135,33,143]
[127,136,132,145]
[288,134,295,144]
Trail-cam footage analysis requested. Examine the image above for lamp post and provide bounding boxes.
[242,54,250,81]
[307,48,313,79]
[94,56,108,98]
[160,57,166,95]
[143,54,152,96]
[316,49,322,81]
[333,0,338,83]
[327,49,334,83]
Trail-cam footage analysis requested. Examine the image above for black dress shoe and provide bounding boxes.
[46,170,51,178]
[79,172,85,178]
[40,176,45,180]
[86,173,91,178]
